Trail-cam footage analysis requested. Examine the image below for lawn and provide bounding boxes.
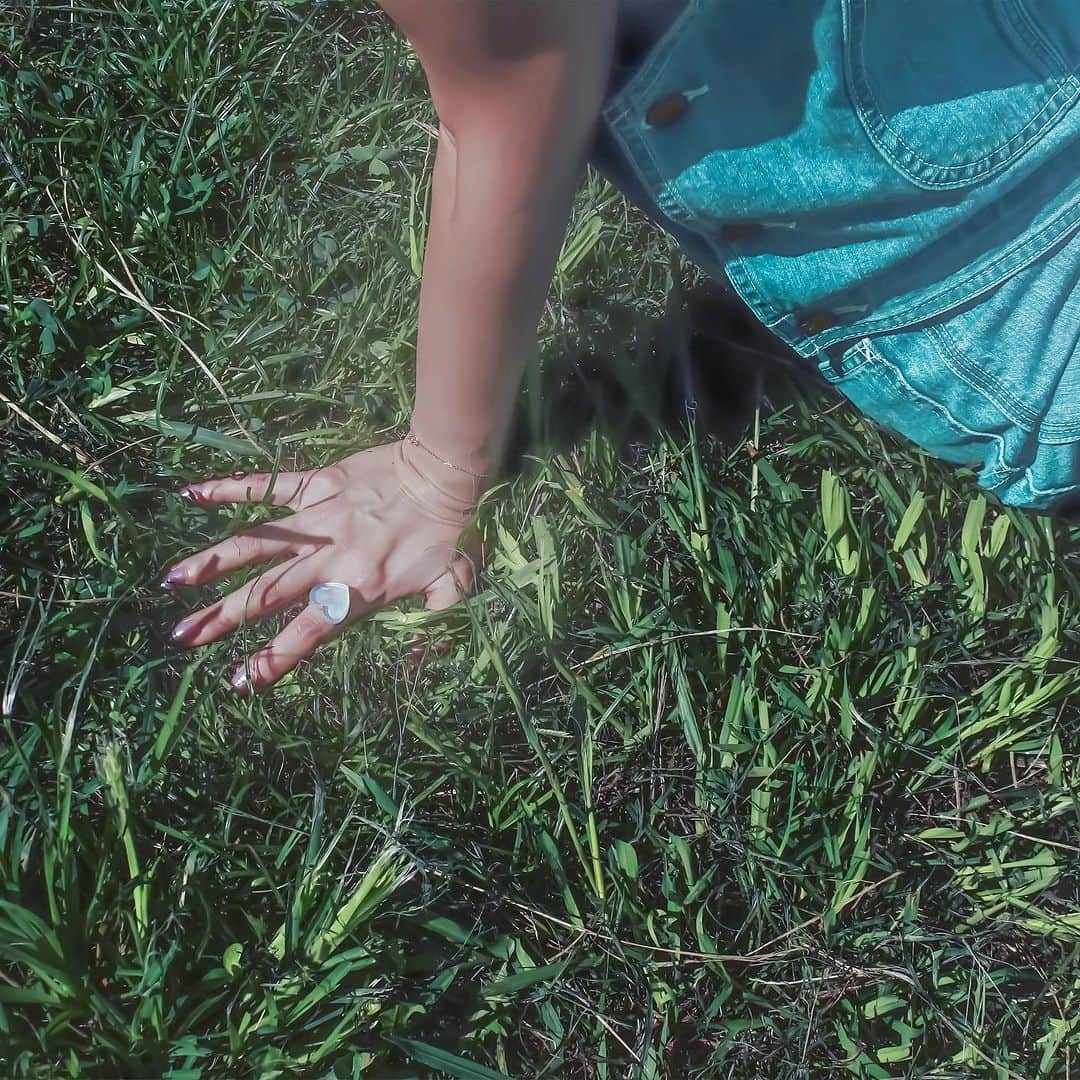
[3,2,1080,1076]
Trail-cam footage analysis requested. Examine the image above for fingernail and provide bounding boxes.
[230,667,249,692]
[171,620,196,644]
[160,567,186,592]
[179,487,198,502]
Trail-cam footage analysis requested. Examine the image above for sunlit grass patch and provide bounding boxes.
[3,2,1080,1076]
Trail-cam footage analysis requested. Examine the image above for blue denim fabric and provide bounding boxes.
[820,231,1080,507]
[589,0,1080,510]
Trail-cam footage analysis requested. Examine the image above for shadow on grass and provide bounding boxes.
[504,277,829,477]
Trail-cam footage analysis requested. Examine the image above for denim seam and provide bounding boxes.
[932,321,1080,442]
[845,0,1080,187]
[859,72,1078,183]
[723,193,1080,360]
[804,194,1080,352]
[842,337,1015,484]
[1023,473,1080,498]
[841,337,887,380]
[926,323,1043,431]
[822,332,1080,502]
[866,332,1080,499]
[722,254,787,334]
[1009,0,1080,83]
[868,85,1079,186]
[821,336,877,381]
[603,0,703,227]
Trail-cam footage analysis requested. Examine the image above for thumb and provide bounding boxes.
[425,556,477,609]
[410,543,481,661]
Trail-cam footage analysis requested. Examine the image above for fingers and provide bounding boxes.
[410,549,479,662]
[230,595,367,694]
[170,553,325,648]
[162,520,324,588]
[181,470,311,508]
[424,553,477,610]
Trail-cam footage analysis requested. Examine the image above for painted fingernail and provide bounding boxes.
[160,567,186,592]
[170,620,196,644]
[230,667,250,692]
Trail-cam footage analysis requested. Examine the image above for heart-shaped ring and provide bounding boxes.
[308,581,351,625]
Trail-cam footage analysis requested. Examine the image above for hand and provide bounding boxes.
[160,439,486,693]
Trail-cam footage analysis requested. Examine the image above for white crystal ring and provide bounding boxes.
[308,581,352,625]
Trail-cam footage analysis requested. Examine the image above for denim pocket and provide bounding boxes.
[842,0,1080,190]
[816,335,1015,486]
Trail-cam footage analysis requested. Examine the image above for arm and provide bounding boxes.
[383,0,619,478]
[160,1,618,690]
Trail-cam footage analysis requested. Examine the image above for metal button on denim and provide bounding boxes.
[591,0,1080,511]
[645,92,689,127]
[595,0,1080,359]
[797,309,838,335]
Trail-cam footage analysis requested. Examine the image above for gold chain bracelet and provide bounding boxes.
[405,430,490,479]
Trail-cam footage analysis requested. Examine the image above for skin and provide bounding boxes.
[162,1,619,693]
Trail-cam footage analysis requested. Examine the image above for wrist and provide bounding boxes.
[401,423,503,492]
[405,399,512,476]
[394,435,489,526]
[405,431,491,483]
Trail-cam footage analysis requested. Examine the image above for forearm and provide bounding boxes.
[409,122,588,479]
[378,0,618,482]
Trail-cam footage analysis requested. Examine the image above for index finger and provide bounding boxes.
[230,588,371,693]
[181,470,310,507]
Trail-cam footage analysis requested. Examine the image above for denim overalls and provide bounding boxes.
[589,0,1080,514]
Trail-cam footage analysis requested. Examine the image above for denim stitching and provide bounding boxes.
[808,196,1080,350]
[1008,0,1080,86]
[823,324,1080,502]
[845,0,1080,187]
[727,178,1080,359]
[868,84,1079,184]
[723,255,788,333]
[715,253,789,336]
[839,336,1014,483]
[822,336,877,381]
[927,324,1041,430]
[1023,471,1080,498]
[934,321,1080,440]
[604,0,702,226]
[861,75,1077,184]
[603,0,701,128]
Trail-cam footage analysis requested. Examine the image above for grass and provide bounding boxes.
[3,1,1080,1076]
